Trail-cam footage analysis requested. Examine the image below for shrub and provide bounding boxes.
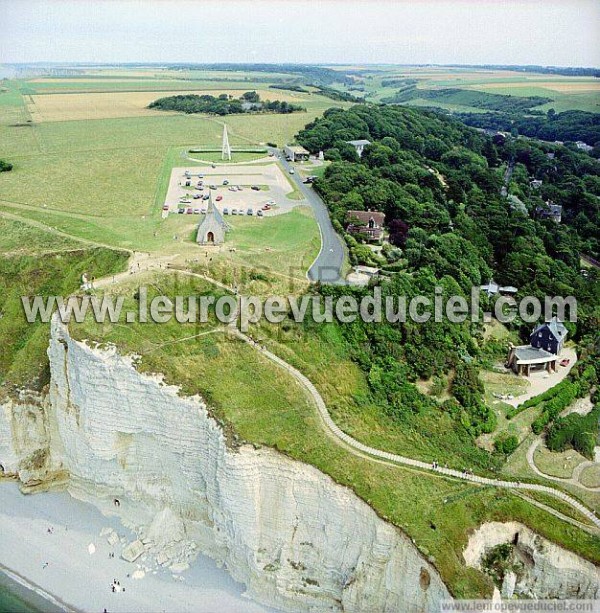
[494,434,519,455]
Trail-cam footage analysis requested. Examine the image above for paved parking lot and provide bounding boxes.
[162,163,304,219]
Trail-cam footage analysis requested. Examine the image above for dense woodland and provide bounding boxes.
[149,91,305,115]
[457,109,600,148]
[297,104,599,465]
[382,86,551,113]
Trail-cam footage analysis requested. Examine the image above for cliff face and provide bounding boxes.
[2,319,451,612]
[464,522,600,600]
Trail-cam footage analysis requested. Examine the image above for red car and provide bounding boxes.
[216,195,223,201]
[186,208,193,214]
[559,359,570,367]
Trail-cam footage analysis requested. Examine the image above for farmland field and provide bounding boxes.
[26,88,313,122]
[336,66,600,113]
[0,70,329,277]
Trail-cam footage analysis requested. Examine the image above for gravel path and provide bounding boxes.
[232,329,600,529]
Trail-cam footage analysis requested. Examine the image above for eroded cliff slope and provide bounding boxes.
[2,319,451,612]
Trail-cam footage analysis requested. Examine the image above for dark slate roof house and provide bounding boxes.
[345,210,385,241]
[530,317,568,355]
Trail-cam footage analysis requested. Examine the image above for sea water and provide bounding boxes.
[0,569,63,613]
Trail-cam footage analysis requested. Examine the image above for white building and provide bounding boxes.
[346,139,371,157]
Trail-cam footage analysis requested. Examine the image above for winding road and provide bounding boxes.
[274,149,347,284]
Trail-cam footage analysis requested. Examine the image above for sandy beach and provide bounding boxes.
[0,482,276,613]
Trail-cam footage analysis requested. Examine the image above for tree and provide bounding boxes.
[242,91,260,103]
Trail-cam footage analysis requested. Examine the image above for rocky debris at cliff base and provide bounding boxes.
[122,539,145,562]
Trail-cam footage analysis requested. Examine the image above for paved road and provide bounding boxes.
[273,149,346,284]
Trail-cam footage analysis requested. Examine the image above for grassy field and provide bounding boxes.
[0,80,328,255]
[70,275,600,600]
[533,445,587,479]
[580,465,600,488]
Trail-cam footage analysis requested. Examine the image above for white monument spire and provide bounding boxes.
[221,124,231,161]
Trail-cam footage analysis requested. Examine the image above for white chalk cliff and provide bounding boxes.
[464,521,600,600]
[1,318,451,612]
[2,319,598,610]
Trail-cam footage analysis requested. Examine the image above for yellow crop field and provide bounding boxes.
[26,89,310,122]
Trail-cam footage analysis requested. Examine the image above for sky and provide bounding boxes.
[0,0,599,67]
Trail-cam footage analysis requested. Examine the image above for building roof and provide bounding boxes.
[354,265,380,276]
[533,317,568,343]
[513,345,556,364]
[345,210,385,226]
[284,144,309,154]
[480,279,518,295]
[196,193,229,244]
[347,139,371,147]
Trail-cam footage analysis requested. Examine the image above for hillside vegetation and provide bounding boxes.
[297,103,600,463]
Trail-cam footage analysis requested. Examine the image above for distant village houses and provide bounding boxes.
[530,179,543,190]
[345,210,385,241]
[575,141,593,153]
[536,200,562,223]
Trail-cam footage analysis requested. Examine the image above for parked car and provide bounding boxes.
[209,184,217,190]
[559,359,571,367]
[162,205,169,211]
[228,186,236,191]
[266,200,275,205]
[195,186,204,191]
[186,208,193,214]
[223,179,229,185]
[251,185,260,191]
[257,210,264,217]
[223,208,229,215]
[203,194,210,200]
[211,163,216,168]
[247,208,253,216]
[216,195,223,201]
[237,186,243,191]
[177,209,185,214]
[289,168,295,174]
[200,208,207,214]
[268,152,275,157]
[198,173,204,178]
[193,208,201,214]
[262,204,270,210]
[193,194,201,199]
[231,208,238,215]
